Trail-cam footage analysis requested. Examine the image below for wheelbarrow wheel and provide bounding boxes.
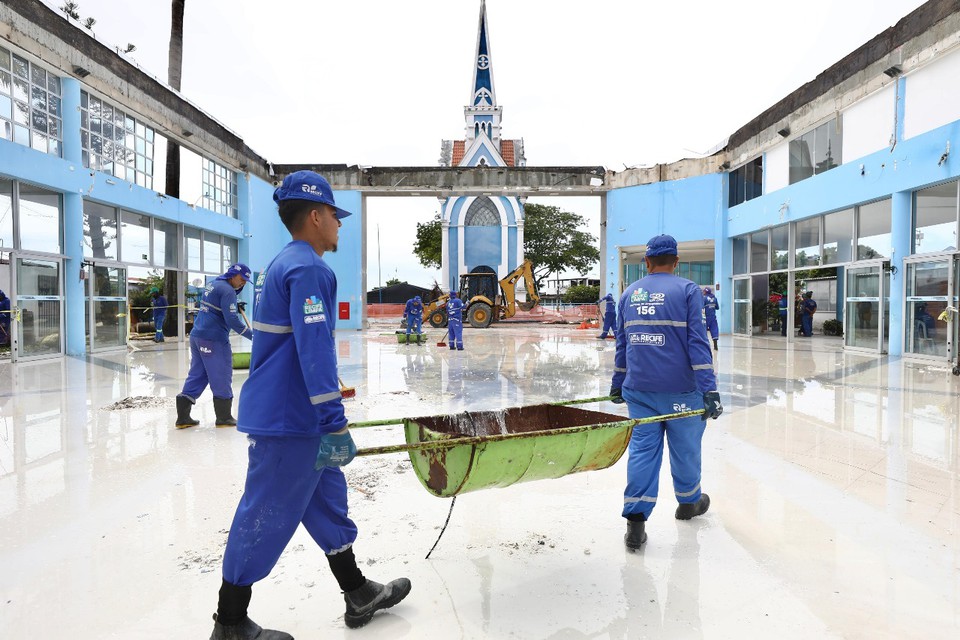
[953,365,960,376]
[468,302,493,328]
[429,310,447,328]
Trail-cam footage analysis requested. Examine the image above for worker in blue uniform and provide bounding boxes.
[404,295,423,344]
[800,290,817,337]
[779,292,788,336]
[597,292,617,339]
[701,287,719,351]
[446,291,464,350]
[150,287,168,343]
[609,235,723,550]
[210,171,410,640]
[174,263,253,429]
[0,289,10,346]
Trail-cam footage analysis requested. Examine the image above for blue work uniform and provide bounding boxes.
[404,298,423,336]
[152,294,168,342]
[612,273,718,522]
[598,293,617,338]
[702,292,719,340]
[801,297,817,336]
[779,297,788,336]
[447,297,464,350]
[223,240,356,586]
[180,278,252,401]
[0,294,10,345]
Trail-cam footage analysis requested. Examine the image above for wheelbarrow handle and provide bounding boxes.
[354,409,705,457]
[552,395,615,406]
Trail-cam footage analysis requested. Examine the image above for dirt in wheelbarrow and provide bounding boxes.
[411,404,623,437]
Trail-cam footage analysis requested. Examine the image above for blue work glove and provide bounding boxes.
[702,391,723,421]
[315,427,357,469]
[609,386,625,404]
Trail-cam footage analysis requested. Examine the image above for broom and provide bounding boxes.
[338,377,356,399]
[437,330,448,347]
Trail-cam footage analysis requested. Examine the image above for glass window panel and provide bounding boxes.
[153,219,178,267]
[48,138,59,157]
[795,218,821,267]
[0,48,8,70]
[0,70,10,95]
[30,86,45,112]
[789,136,814,184]
[135,121,145,137]
[732,236,748,275]
[823,208,853,265]
[125,132,134,149]
[31,132,47,153]
[103,121,113,142]
[0,177,13,249]
[145,128,154,143]
[904,260,950,357]
[13,124,29,146]
[48,94,60,118]
[18,184,61,253]
[12,55,28,79]
[184,226,201,271]
[91,133,102,155]
[1,119,11,140]
[857,199,892,260]
[770,225,789,270]
[47,74,60,95]
[102,103,113,121]
[125,115,134,131]
[114,108,124,128]
[914,181,958,254]
[82,200,118,260]
[80,91,88,108]
[120,210,150,264]
[203,235,221,273]
[12,100,27,125]
[30,64,45,88]
[12,77,27,102]
[135,154,145,172]
[750,231,768,273]
[48,116,59,138]
[223,237,238,270]
[31,109,47,132]
[0,94,9,119]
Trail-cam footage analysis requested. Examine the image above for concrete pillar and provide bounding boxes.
[888,190,911,357]
[60,78,85,356]
[715,173,731,334]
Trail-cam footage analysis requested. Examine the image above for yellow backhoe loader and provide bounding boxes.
[424,259,541,329]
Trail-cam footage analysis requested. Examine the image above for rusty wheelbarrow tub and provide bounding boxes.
[358,404,636,498]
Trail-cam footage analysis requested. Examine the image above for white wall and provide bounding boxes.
[904,47,960,140]
[764,142,790,194]
[842,84,895,162]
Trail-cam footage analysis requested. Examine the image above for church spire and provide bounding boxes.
[464,0,502,143]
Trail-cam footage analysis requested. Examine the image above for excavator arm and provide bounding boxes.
[499,259,540,318]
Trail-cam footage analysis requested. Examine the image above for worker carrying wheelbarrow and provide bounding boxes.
[404,295,424,343]
[175,263,253,428]
[610,234,723,550]
[207,171,411,640]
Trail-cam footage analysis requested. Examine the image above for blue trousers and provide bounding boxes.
[705,315,719,340]
[448,318,463,349]
[801,314,813,336]
[222,435,358,586]
[181,336,233,400]
[406,315,422,335]
[622,387,706,521]
[779,312,787,336]
[153,311,166,340]
[599,313,616,337]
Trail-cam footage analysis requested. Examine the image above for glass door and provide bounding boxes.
[733,277,751,335]
[844,261,885,352]
[904,258,950,358]
[87,265,128,351]
[13,256,63,361]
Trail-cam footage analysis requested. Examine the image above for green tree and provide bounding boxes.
[385,277,402,286]
[563,284,600,304]
[413,213,442,269]
[523,204,599,289]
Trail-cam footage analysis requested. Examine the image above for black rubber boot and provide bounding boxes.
[175,394,200,429]
[624,517,647,550]
[209,614,292,640]
[713,339,718,351]
[213,397,237,428]
[675,493,710,520]
[343,578,412,629]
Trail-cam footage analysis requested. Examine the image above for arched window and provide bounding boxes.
[464,196,499,226]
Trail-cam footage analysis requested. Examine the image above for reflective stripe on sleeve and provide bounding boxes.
[253,321,294,334]
[692,364,714,370]
[624,319,687,328]
[624,496,658,504]
[675,484,700,498]
[614,367,627,373]
[310,391,342,405]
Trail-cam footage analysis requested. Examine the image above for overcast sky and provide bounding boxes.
[60,0,927,287]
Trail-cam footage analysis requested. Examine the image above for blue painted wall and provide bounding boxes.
[464,226,502,271]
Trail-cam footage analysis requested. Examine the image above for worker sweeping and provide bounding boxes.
[404,295,424,344]
[208,170,410,639]
[597,292,617,339]
[174,264,253,428]
[150,287,168,343]
[702,287,719,351]
[446,291,464,350]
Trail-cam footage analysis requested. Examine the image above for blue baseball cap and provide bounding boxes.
[225,263,252,283]
[645,234,678,257]
[273,170,353,219]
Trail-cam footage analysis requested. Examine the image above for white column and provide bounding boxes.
[441,218,450,293]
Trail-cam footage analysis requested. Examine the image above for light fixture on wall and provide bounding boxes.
[72,65,91,78]
[777,126,791,138]
[882,64,902,78]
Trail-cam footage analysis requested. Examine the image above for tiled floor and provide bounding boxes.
[0,325,957,638]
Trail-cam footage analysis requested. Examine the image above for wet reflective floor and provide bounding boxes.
[1,325,958,639]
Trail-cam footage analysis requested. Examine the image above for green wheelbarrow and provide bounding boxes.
[350,398,704,498]
[395,331,427,344]
[232,351,252,369]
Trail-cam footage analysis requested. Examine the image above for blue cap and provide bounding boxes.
[645,234,678,257]
[225,263,252,283]
[450,291,458,298]
[414,296,421,302]
[273,170,353,219]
